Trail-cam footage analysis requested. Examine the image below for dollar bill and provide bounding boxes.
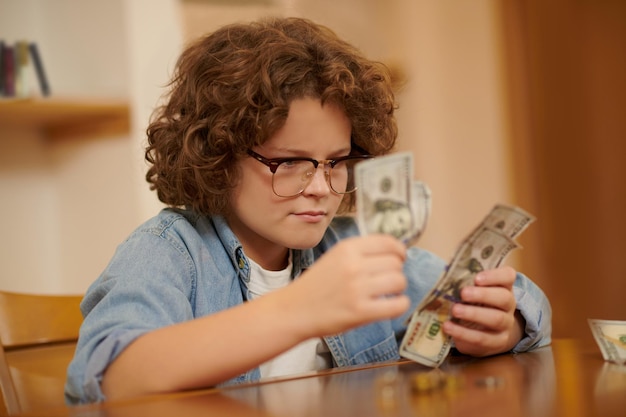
[470,204,535,240]
[399,204,535,367]
[413,205,534,318]
[354,152,428,245]
[399,301,450,367]
[409,180,431,246]
[588,319,626,365]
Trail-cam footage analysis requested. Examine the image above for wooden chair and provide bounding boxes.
[0,290,83,415]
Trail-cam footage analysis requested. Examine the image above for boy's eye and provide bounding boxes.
[280,160,299,169]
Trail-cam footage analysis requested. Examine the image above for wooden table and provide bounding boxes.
[15,339,626,417]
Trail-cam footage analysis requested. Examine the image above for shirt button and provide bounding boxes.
[236,248,250,282]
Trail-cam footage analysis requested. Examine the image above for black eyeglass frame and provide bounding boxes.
[246,148,373,197]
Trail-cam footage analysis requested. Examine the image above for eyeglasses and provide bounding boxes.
[247,149,373,197]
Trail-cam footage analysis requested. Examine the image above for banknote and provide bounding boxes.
[355,152,428,245]
[409,180,431,246]
[470,204,535,240]
[413,205,533,317]
[588,319,626,365]
[399,204,534,367]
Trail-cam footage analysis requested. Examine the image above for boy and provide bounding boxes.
[66,16,551,404]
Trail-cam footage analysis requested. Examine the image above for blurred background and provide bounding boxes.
[0,0,624,343]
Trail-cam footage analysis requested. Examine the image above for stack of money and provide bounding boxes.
[354,152,430,246]
[588,319,626,365]
[398,204,535,367]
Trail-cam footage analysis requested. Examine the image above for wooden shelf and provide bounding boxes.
[0,98,130,140]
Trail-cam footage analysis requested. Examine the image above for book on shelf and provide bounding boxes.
[0,39,51,98]
[29,42,50,97]
[0,40,4,96]
[16,41,31,98]
[2,43,15,97]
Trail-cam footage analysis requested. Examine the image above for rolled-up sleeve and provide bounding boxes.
[512,272,553,352]
[65,221,198,405]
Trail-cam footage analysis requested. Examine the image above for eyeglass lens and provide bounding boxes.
[272,159,359,197]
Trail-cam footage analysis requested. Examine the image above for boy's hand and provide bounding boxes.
[288,234,410,338]
[442,266,525,357]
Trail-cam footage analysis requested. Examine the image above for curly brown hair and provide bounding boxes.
[145,16,398,216]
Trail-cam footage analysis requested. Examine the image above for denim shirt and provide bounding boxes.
[65,208,552,405]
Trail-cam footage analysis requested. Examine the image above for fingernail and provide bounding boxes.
[453,303,465,316]
[462,286,475,299]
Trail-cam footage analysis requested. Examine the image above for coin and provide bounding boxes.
[474,376,504,389]
[410,371,447,394]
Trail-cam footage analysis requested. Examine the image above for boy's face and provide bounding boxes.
[228,97,352,270]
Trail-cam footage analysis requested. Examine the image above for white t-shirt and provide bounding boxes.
[247,255,332,379]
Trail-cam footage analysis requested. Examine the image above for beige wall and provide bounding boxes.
[389,1,514,259]
[1,0,517,294]
[0,0,178,293]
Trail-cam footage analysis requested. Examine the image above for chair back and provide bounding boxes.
[0,290,83,415]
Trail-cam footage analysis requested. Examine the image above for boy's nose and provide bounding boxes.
[302,164,332,195]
